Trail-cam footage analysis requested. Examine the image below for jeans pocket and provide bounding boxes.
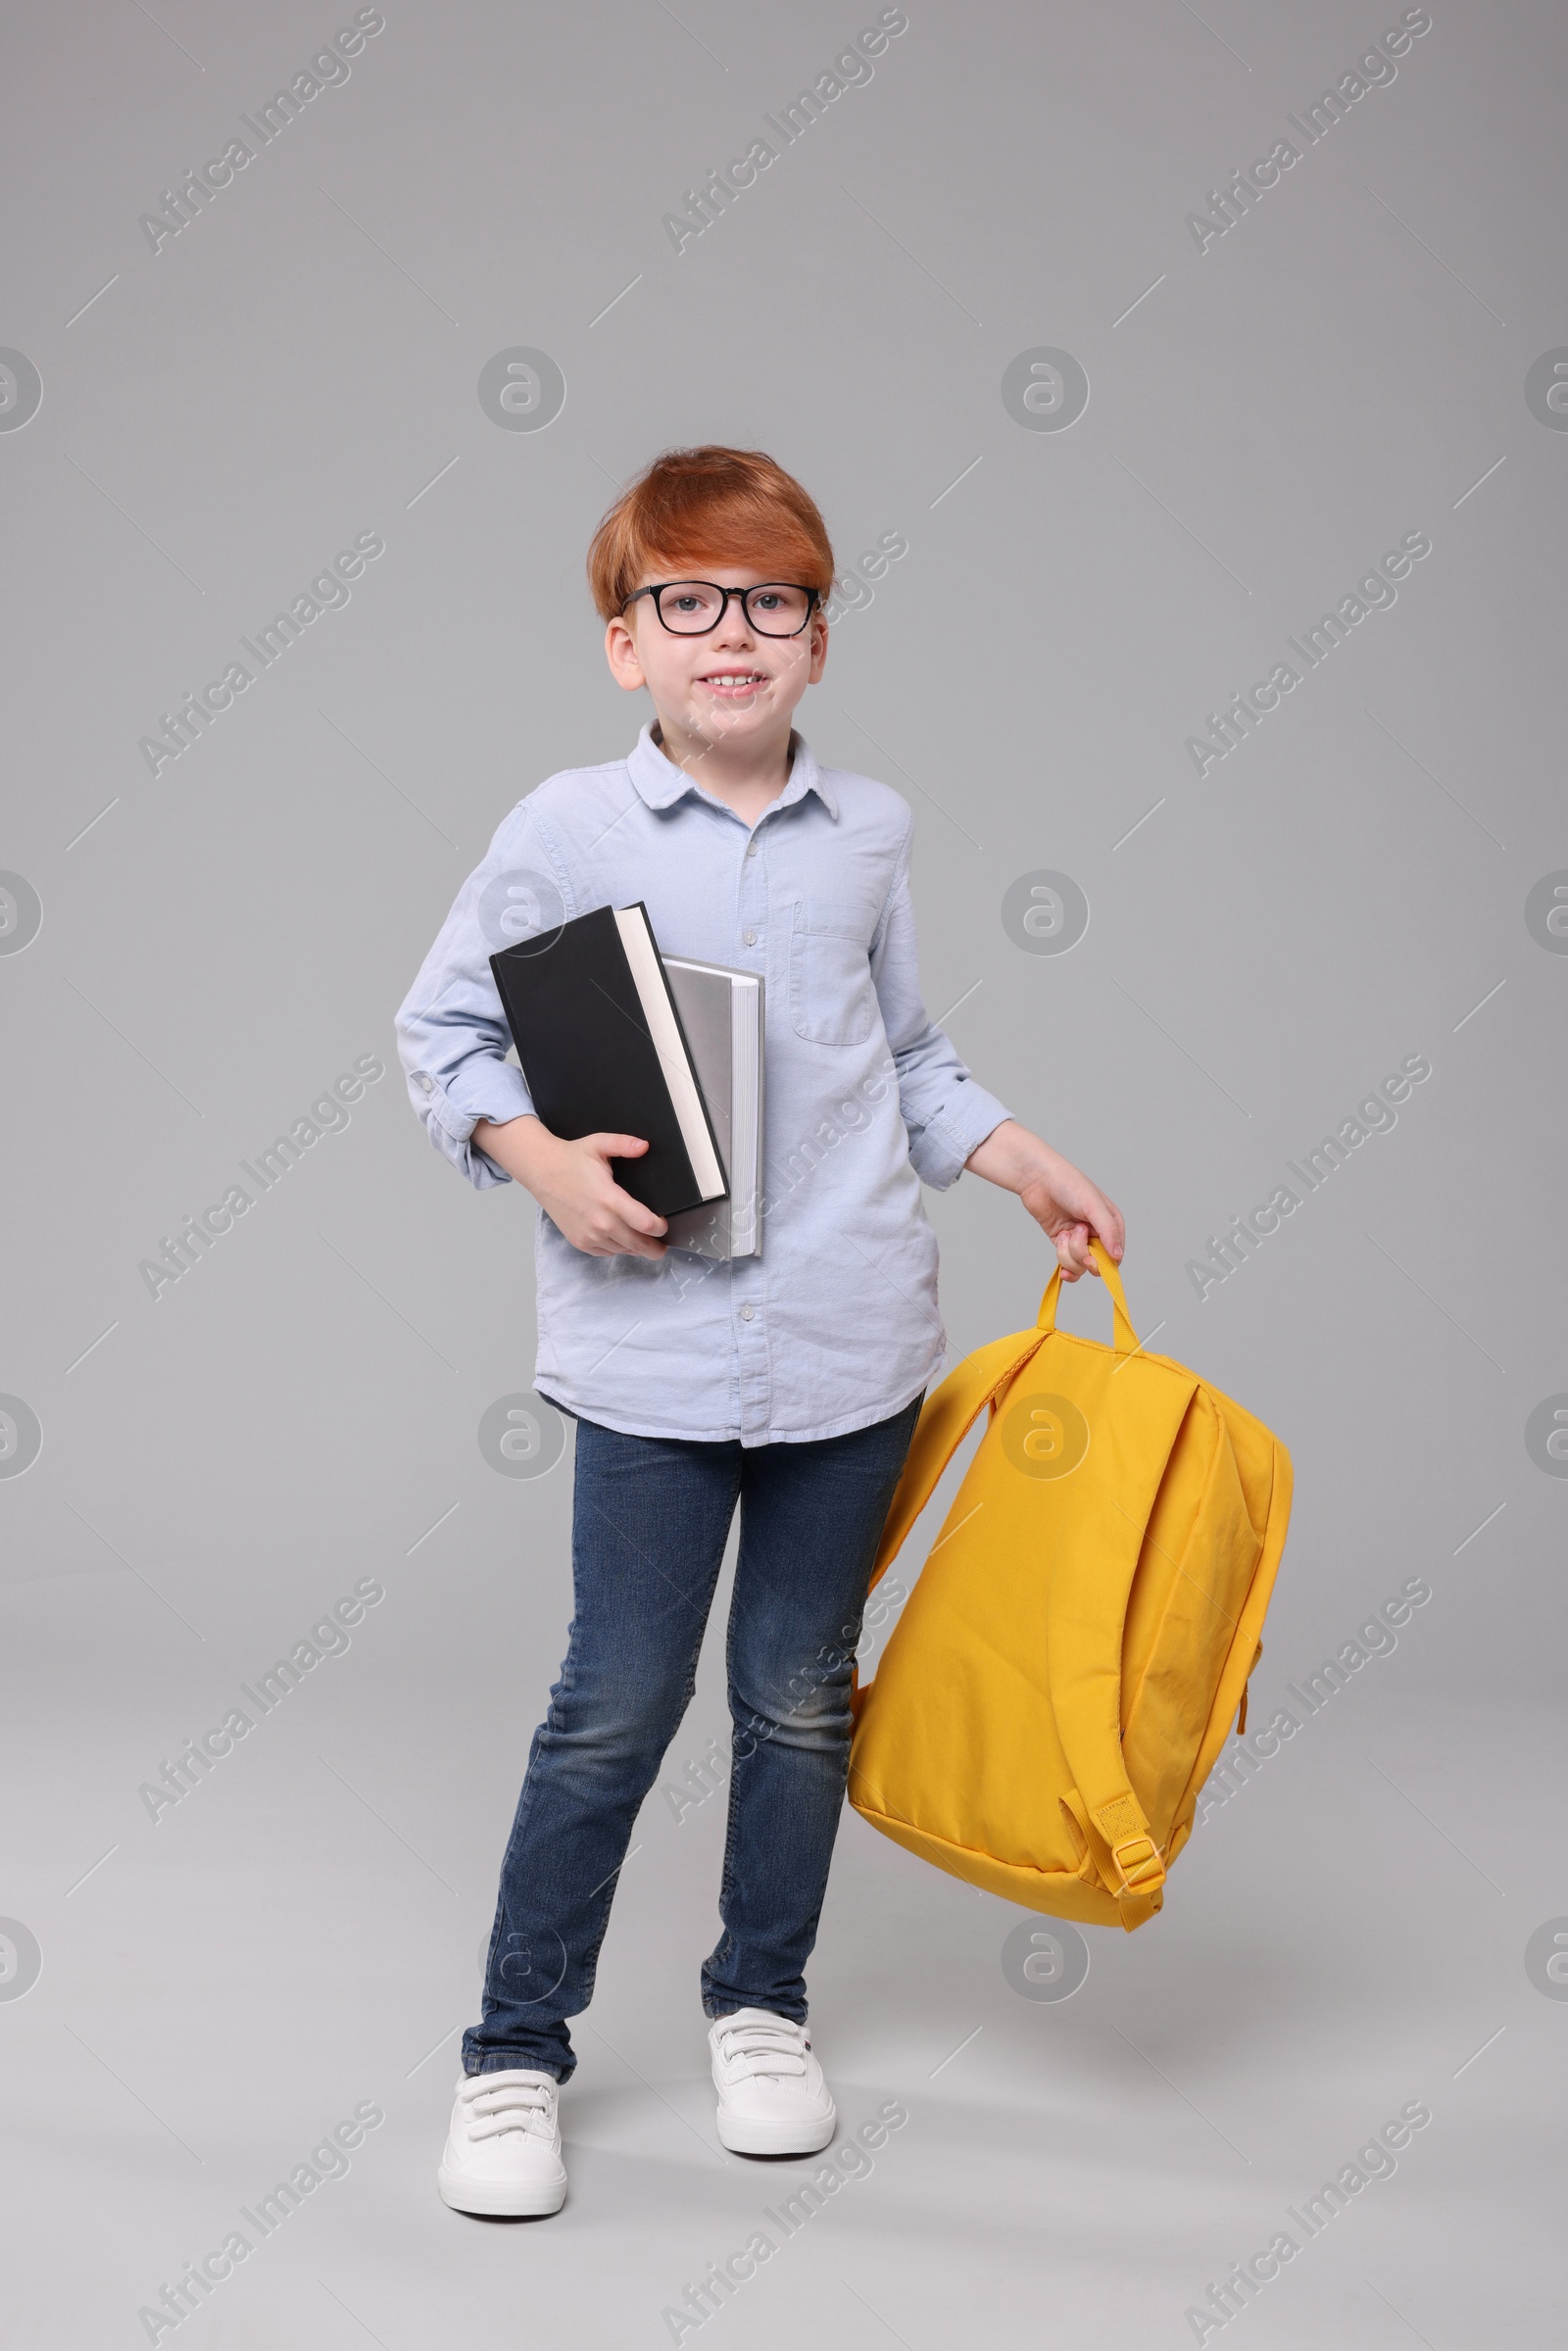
[788,896,878,1047]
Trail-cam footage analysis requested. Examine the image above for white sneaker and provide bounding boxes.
[709,2008,836,2156]
[437,2068,567,2216]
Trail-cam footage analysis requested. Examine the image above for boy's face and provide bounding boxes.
[605,563,828,757]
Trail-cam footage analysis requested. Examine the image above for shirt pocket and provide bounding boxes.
[789,895,879,1047]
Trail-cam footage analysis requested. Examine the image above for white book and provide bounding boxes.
[612,909,725,1201]
[661,956,764,1260]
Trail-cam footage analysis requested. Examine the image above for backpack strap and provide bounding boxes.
[862,1326,1048,1601]
[1051,1471,1178,1929]
[851,1324,1048,1730]
[1057,1787,1167,1931]
[875,1241,1134,1592]
[1044,1241,1176,1930]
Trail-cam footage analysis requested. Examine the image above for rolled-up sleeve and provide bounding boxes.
[394,801,564,1190]
[869,815,1014,1190]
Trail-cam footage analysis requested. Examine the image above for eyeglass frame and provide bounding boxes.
[619,578,823,638]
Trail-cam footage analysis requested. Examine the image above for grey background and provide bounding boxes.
[2,1,1564,2343]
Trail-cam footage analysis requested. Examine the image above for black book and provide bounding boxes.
[488,902,728,1220]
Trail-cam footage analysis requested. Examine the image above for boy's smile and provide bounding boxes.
[692,662,771,701]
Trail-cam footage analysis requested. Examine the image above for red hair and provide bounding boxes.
[586,445,835,621]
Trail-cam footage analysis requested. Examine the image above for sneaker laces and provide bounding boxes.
[714,2014,809,2084]
[460,2073,555,2142]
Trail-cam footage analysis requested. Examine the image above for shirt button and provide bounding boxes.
[743,927,758,946]
[739,1302,755,1321]
[416,1073,434,1094]
[746,839,759,857]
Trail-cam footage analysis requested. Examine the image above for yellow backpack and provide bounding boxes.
[849,1244,1292,1931]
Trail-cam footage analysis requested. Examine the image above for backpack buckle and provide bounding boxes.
[1110,1835,1165,1892]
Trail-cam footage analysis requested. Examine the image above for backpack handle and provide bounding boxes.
[1036,1238,1140,1355]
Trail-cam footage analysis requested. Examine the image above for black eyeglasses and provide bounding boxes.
[620,580,821,637]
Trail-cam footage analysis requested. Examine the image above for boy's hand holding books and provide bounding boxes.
[471,1117,669,1259]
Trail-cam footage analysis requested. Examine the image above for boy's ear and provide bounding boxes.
[605,613,646,692]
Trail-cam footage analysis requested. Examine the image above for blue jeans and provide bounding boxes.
[463,1389,925,2083]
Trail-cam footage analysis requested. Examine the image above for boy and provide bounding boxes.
[394,446,1122,2216]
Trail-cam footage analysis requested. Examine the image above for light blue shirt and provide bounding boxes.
[393,724,1014,1445]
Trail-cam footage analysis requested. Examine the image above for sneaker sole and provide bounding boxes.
[714,2104,837,2157]
[437,2164,567,2217]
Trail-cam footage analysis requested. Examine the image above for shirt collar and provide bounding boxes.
[626,721,839,822]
